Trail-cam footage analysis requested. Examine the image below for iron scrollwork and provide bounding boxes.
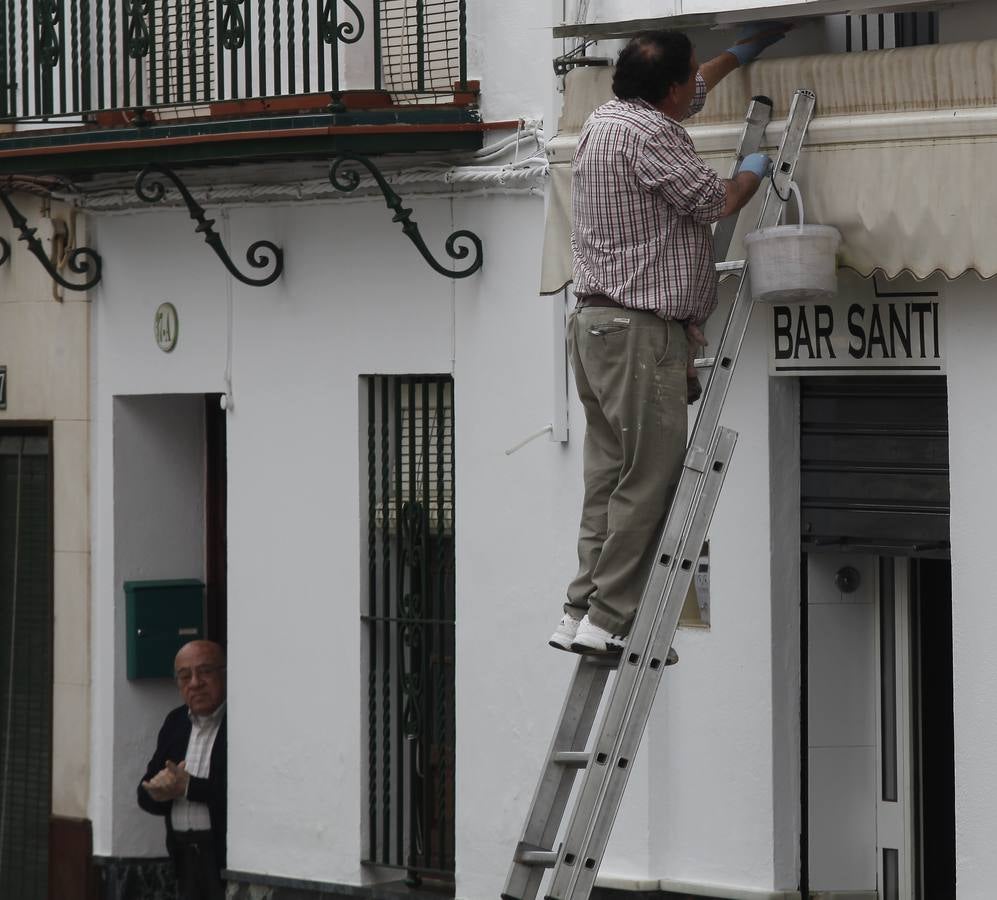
[329,155,483,280]
[0,190,102,291]
[135,163,284,288]
[321,0,365,45]
[399,500,425,742]
[220,0,247,50]
[36,0,62,69]
[126,0,152,59]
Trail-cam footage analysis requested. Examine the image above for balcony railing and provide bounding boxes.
[0,0,468,122]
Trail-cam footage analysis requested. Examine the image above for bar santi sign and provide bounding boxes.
[768,293,943,376]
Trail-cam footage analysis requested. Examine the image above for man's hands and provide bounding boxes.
[719,153,771,219]
[141,760,189,802]
[726,21,793,66]
[740,152,773,180]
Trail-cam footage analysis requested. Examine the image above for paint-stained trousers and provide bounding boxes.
[564,306,688,635]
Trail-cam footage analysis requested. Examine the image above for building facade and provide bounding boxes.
[1,1,996,899]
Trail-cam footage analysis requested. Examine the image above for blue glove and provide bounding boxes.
[740,152,772,179]
[727,21,791,66]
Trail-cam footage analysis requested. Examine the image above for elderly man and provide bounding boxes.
[551,26,788,655]
[138,640,227,900]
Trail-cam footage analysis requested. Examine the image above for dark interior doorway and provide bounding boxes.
[0,428,52,900]
[911,558,955,899]
[205,396,227,648]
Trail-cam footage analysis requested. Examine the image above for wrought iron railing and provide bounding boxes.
[364,375,455,879]
[0,0,468,121]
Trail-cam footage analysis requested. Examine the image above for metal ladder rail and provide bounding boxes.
[502,654,618,900]
[713,94,774,264]
[500,93,777,900]
[545,89,818,900]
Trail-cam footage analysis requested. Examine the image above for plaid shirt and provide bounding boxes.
[571,74,725,323]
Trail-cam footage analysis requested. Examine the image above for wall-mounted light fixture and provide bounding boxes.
[834,565,861,594]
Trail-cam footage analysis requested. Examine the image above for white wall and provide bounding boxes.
[90,208,230,856]
[644,291,783,891]
[940,274,997,898]
[88,195,800,895]
[806,552,877,891]
[86,192,626,893]
[107,394,206,855]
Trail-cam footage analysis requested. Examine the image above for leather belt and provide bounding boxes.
[575,293,626,310]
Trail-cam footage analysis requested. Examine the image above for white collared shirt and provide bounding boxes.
[170,701,225,832]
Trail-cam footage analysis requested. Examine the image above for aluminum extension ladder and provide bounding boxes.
[502,88,818,900]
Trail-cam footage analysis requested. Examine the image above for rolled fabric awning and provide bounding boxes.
[540,39,997,295]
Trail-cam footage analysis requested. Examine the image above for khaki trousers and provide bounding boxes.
[564,306,688,635]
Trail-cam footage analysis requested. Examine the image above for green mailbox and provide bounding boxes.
[125,579,205,679]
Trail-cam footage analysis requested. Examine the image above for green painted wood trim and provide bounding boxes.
[0,132,484,175]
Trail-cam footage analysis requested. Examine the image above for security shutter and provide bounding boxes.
[0,433,52,900]
[800,377,949,556]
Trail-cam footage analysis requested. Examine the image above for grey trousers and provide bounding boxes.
[564,306,688,635]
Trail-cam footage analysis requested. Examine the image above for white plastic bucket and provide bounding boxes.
[742,183,841,303]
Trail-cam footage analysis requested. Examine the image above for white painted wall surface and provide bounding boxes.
[940,274,997,898]
[806,552,877,891]
[645,291,781,892]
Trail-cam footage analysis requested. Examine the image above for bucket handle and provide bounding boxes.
[779,180,806,226]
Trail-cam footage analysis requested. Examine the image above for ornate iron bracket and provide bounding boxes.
[0,190,101,291]
[329,155,483,280]
[135,163,284,288]
[322,0,365,45]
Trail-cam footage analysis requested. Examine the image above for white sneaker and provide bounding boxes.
[570,615,626,655]
[549,614,581,651]
[571,615,680,665]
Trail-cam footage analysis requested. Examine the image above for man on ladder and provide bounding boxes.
[551,25,789,656]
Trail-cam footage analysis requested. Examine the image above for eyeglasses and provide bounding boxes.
[175,664,225,685]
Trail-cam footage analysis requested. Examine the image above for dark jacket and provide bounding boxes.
[137,704,227,870]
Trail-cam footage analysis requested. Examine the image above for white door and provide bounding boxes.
[875,558,915,899]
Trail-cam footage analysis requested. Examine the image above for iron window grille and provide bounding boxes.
[363,375,455,880]
[842,11,938,52]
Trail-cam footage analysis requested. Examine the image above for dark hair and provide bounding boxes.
[612,31,694,104]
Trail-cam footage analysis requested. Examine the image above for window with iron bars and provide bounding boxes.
[362,375,455,881]
[148,1,215,107]
[838,11,938,52]
[381,0,466,104]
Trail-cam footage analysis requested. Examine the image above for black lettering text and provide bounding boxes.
[815,305,835,359]
[911,302,932,358]
[795,307,815,359]
[773,307,793,359]
[867,305,889,358]
[848,304,866,358]
[889,303,911,359]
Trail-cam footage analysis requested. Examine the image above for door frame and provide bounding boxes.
[875,557,915,899]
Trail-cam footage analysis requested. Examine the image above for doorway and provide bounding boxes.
[804,554,955,898]
[910,559,955,899]
[0,428,52,900]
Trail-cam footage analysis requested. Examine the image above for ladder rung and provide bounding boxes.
[693,357,716,369]
[515,847,558,867]
[715,259,746,273]
[552,751,590,769]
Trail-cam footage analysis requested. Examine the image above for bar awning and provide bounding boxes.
[540,39,997,295]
